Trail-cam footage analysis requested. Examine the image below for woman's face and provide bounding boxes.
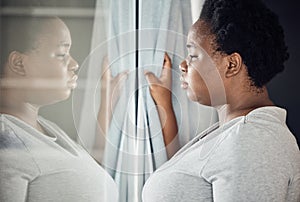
[180,20,227,106]
[22,18,79,105]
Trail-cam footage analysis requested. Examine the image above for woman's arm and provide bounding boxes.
[145,53,179,159]
[94,57,128,163]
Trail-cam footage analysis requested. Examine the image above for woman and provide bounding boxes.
[143,0,300,201]
[0,16,118,201]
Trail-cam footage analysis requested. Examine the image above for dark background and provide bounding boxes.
[264,0,300,146]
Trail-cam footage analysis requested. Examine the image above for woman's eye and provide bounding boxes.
[56,54,66,58]
[190,55,198,61]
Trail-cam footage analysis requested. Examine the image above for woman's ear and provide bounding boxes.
[8,51,26,76]
[225,52,242,78]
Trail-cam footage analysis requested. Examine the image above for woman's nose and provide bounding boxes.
[68,56,79,72]
[179,60,188,73]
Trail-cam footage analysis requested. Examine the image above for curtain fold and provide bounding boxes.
[73,1,218,202]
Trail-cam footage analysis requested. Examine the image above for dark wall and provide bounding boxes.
[264,0,300,146]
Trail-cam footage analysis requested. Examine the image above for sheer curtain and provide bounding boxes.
[73,0,217,202]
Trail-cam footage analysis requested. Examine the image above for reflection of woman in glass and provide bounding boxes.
[0,17,117,201]
[143,0,300,201]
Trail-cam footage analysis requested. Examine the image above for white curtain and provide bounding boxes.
[73,0,217,202]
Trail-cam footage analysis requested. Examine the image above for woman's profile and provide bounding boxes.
[0,16,118,202]
[143,0,300,201]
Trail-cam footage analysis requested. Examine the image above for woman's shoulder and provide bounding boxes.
[215,109,300,172]
[223,106,296,146]
[0,115,40,177]
[0,114,28,150]
[222,116,298,157]
[202,114,300,181]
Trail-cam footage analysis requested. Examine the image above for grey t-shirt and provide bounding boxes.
[0,114,118,202]
[142,106,300,202]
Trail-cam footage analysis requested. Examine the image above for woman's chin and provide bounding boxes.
[187,91,211,106]
[30,89,72,106]
[55,89,72,102]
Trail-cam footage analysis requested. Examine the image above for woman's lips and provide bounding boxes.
[67,75,78,89]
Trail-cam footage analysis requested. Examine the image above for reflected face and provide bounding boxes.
[180,20,227,106]
[22,18,79,105]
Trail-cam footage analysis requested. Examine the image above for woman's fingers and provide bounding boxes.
[163,52,172,69]
[100,56,111,80]
[145,71,160,89]
[144,53,173,88]
[160,53,172,87]
[114,71,129,87]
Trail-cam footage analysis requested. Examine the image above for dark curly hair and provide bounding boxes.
[199,0,289,87]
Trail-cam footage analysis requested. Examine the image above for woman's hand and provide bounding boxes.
[98,56,128,135]
[145,53,172,107]
[145,53,179,159]
[95,56,128,163]
[100,56,128,109]
[98,55,128,121]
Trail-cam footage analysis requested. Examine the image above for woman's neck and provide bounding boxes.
[216,86,274,126]
[0,92,42,132]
